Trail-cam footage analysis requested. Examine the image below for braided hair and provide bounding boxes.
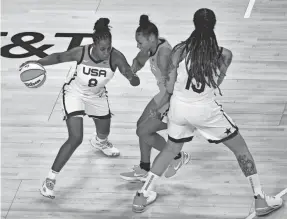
[136,15,159,37]
[173,8,222,94]
[93,18,112,44]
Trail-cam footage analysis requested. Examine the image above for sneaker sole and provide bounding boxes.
[120,175,146,183]
[39,188,55,199]
[132,194,158,213]
[255,203,283,216]
[164,153,191,178]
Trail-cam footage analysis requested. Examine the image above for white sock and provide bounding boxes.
[140,171,160,193]
[48,169,58,180]
[247,174,263,197]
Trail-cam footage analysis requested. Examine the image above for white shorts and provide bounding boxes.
[62,90,111,120]
[167,95,238,144]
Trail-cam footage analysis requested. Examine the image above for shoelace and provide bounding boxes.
[99,139,113,149]
[93,133,113,149]
[105,140,113,148]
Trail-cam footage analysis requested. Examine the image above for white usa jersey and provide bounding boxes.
[149,38,172,93]
[173,48,223,103]
[64,44,116,97]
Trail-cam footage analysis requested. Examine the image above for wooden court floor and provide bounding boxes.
[1,0,287,218]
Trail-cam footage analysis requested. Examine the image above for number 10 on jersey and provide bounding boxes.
[185,77,205,93]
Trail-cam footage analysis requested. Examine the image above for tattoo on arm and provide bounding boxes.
[122,67,135,81]
[115,50,140,86]
[167,60,176,75]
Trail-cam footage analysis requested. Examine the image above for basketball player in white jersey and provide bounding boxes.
[20,18,140,199]
[120,15,190,182]
[132,9,283,216]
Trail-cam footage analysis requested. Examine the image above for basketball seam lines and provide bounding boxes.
[21,69,45,82]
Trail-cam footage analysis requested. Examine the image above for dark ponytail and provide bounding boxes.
[136,14,159,37]
[93,18,112,44]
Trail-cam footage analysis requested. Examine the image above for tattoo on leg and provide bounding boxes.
[237,155,256,176]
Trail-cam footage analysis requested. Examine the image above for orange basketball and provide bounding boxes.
[20,62,46,88]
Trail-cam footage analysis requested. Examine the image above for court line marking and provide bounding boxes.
[244,0,256,18]
[245,187,287,219]
[47,66,72,121]
[94,0,102,14]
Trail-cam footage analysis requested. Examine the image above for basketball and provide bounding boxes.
[20,62,46,88]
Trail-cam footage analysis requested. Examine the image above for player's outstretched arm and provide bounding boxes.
[113,49,140,86]
[19,47,83,68]
[131,50,149,73]
[152,48,180,113]
[157,46,172,83]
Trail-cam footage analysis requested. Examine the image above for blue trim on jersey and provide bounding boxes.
[149,39,166,57]
[208,128,239,144]
[88,44,105,64]
[109,48,116,72]
[62,74,76,118]
[88,113,111,119]
[208,100,239,144]
[64,110,85,120]
[77,46,85,65]
[87,45,116,72]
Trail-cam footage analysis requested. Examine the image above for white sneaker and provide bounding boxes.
[132,190,157,213]
[90,133,120,157]
[40,178,56,199]
[120,165,148,182]
[164,151,191,178]
[255,191,283,216]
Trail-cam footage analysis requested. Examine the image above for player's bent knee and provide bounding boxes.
[136,122,157,137]
[136,125,147,137]
[68,134,83,147]
[137,117,166,137]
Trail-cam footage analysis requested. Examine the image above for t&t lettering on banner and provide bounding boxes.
[1,32,93,59]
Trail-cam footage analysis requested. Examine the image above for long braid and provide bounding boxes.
[173,8,222,95]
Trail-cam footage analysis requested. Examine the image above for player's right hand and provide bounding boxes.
[130,75,140,86]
